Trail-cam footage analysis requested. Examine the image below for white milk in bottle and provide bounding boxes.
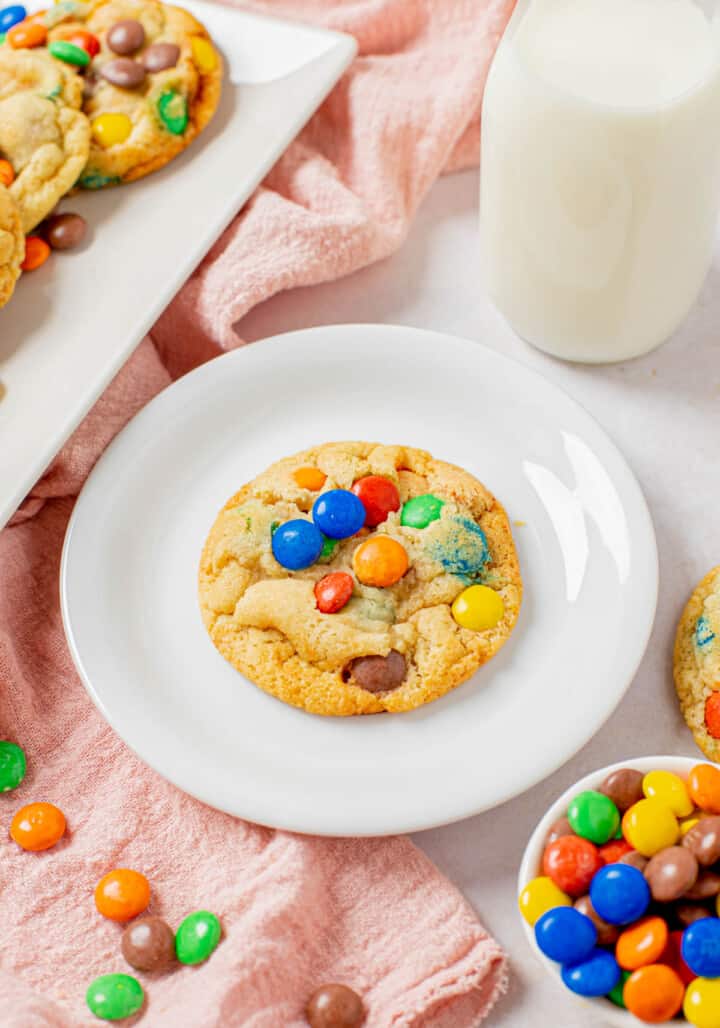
[481,0,720,362]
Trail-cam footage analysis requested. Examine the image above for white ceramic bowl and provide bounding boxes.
[518,755,711,1027]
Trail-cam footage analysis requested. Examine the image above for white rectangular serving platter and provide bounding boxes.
[0,2,356,528]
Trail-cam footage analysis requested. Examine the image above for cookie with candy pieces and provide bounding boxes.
[199,441,522,716]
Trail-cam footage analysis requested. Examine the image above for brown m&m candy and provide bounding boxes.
[346,651,406,693]
[121,917,175,972]
[675,901,714,926]
[574,895,619,946]
[599,768,644,812]
[306,985,365,1028]
[107,18,145,55]
[683,816,720,866]
[644,846,698,902]
[44,213,87,251]
[101,58,145,89]
[684,870,720,900]
[141,42,180,72]
[619,850,649,873]
[546,817,573,845]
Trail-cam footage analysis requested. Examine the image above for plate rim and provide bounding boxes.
[60,323,659,836]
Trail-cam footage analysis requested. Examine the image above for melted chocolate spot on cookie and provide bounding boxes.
[345,651,406,693]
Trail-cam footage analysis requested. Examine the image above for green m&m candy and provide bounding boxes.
[319,535,338,561]
[175,910,221,965]
[0,741,26,792]
[157,90,188,135]
[608,970,631,1007]
[48,39,91,67]
[567,790,620,845]
[400,494,444,529]
[86,974,144,1021]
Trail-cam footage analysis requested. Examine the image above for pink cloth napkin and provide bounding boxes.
[2,1,514,1023]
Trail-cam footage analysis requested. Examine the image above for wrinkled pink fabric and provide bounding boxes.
[1,1,514,1024]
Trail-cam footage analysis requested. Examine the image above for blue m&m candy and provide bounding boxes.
[561,949,621,997]
[535,907,596,964]
[682,917,720,977]
[312,489,365,540]
[271,519,323,570]
[589,864,650,925]
[0,4,26,30]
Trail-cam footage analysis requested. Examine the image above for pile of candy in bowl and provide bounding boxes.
[520,763,720,1026]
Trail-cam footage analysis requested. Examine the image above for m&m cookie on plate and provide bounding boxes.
[198,441,522,716]
[675,567,720,760]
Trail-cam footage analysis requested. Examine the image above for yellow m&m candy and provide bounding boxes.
[92,113,132,148]
[642,770,693,817]
[451,585,504,631]
[518,876,571,926]
[622,798,679,856]
[684,978,720,1028]
[191,36,217,73]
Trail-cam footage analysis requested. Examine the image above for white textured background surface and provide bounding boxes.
[238,167,720,1026]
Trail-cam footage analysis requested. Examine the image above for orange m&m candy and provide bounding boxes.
[10,802,66,851]
[293,467,326,491]
[689,764,720,815]
[0,159,14,187]
[21,236,50,272]
[616,916,668,971]
[7,19,47,47]
[623,964,684,1023]
[705,693,720,739]
[352,536,408,587]
[95,869,151,921]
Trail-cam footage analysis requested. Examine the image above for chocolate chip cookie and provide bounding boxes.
[675,566,720,760]
[0,183,23,308]
[47,0,222,187]
[199,442,523,716]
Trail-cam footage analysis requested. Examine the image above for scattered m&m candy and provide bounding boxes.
[0,740,26,792]
[644,770,694,817]
[175,910,222,964]
[95,868,150,921]
[312,489,366,540]
[272,519,324,570]
[48,38,90,66]
[306,984,365,1028]
[684,977,720,1028]
[10,801,65,851]
[542,834,603,897]
[351,476,400,527]
[86,973,144,1022]
[683,918,720,978]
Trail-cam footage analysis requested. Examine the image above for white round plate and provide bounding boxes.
[61,325,658,836]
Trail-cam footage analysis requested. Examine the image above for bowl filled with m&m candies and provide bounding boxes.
[518,757,720,1027]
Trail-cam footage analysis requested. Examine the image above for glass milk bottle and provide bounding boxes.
[480,0,720,363]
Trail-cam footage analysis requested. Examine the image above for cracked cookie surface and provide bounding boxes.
[0,92,90,232]
[0,45,84,107]
[675,566,720,760]
[0,184,23,309]
[199,442,522,716]
[48,0,222,187]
